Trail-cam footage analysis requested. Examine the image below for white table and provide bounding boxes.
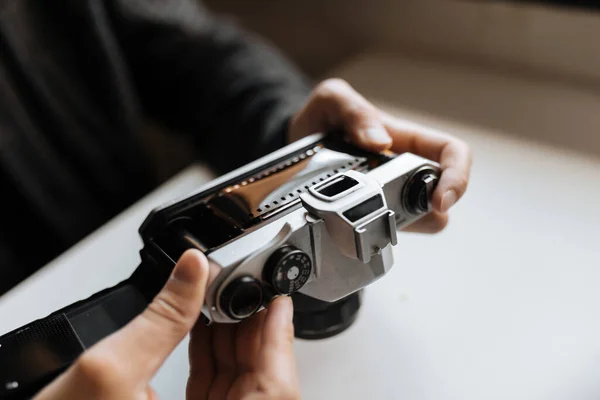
[2,56,600,400]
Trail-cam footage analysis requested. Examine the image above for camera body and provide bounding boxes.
[0,133,440,398]
[140,133,440,324]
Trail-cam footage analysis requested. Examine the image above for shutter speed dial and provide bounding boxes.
[263,246,312,295]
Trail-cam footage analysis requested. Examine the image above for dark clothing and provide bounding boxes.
[0,0,311,294]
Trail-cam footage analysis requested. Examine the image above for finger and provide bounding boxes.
[146,387,159,400]
[381,113,472,213]
[259,296,298,385]
[208,323,238,400]
[401,211,448,234]
[226,374,260,400]
[236,308,268,372]
[187,320,215,399]
[294,79,392,151]
[89,249,209,383]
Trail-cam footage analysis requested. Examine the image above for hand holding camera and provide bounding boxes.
[0,79,471,399]
[289,78,471,233]
[33,250,301,400]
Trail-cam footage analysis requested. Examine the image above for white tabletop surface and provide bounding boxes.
[1,56,600,400]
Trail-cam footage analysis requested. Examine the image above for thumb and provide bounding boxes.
[90,249,210,383]
[260,296,298,385]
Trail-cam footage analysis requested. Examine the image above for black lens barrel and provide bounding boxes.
[291,291,362,340]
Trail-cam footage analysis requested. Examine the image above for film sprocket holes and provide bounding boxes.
[0,133,440,398]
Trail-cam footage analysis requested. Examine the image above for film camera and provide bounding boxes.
[0,133,440,398]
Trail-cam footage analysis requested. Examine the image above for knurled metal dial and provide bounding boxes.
[263,246,312,295]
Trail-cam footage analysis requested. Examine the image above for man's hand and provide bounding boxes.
[186,297,299,400]
[33,250,209,399]
[33,249,300,400]
[289,78,472,233]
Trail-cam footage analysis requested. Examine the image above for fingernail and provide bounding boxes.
[173,262,196,283]
[173,253,201,283]
[276,296,294,321]
[364,127,392,146]
[441,190,458,213]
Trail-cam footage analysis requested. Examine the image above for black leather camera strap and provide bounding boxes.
[0,252,172,399]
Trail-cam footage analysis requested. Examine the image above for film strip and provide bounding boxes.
[215,144,368,220]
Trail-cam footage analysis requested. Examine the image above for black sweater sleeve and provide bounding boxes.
[106,0,312,173]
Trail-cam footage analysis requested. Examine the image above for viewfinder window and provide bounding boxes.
[317,175,359,198]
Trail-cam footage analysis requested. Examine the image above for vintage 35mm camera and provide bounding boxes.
[0,133,439,398]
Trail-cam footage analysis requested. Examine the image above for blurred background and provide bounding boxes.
[205,0,600,157]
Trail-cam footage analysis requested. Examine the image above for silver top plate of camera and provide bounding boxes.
[190,135,440,324]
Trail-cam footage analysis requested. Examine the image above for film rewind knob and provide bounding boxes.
[404,168,439,214]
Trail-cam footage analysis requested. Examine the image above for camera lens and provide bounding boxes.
[220,276,264,320]
[403,168,439,215]
[291,291,362,340]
